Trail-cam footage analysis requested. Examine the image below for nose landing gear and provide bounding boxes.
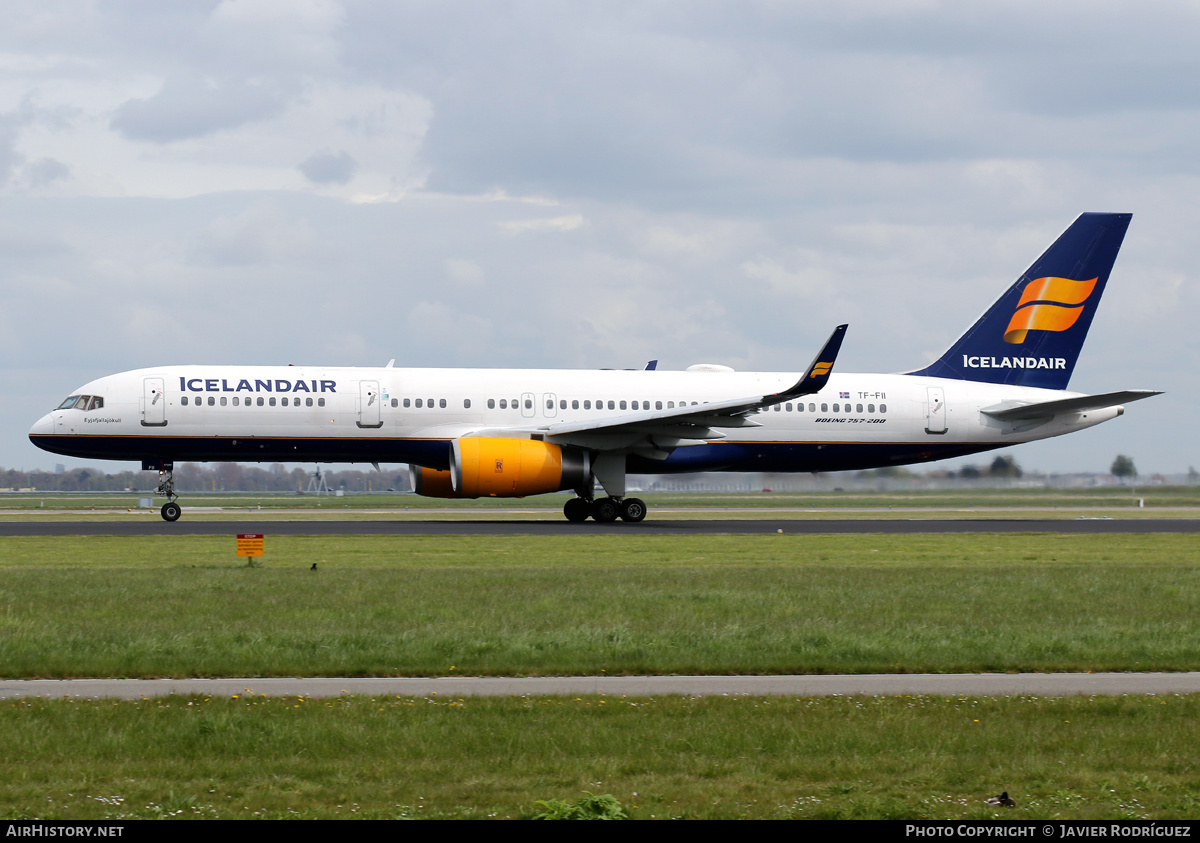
[149,462,182,522]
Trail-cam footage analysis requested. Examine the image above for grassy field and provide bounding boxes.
[1,534,1199,677]
[3,530,1200,820]
[4,693,1200,820]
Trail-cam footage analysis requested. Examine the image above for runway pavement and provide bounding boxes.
[2,517,1199,536]
[4,673,1200,699]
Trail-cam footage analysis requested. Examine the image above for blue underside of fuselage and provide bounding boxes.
[30,434,1004,474]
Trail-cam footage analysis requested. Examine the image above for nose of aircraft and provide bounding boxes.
[29,413,54,438]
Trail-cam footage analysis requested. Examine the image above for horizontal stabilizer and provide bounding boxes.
[981,389,1161,421]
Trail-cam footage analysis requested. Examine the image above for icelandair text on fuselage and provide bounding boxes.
[963,355,1067,370]
[180,378,337,394]
[906,826,1191,838]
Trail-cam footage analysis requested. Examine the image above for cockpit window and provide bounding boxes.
[57,395,104,411]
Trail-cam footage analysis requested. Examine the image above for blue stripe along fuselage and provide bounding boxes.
[29,434,1003,474]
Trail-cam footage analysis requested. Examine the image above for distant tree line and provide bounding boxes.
[2,463,412,493]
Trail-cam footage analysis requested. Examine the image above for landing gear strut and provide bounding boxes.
[157,468,181,522]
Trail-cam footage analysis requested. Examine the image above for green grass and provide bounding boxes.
[2,534,1199,677]
[4,532,1200,820]
[4,693,1200,820]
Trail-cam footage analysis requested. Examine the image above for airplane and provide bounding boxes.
[28,212,1159,523]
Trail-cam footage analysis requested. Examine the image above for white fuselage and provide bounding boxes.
[29,364,1121,475]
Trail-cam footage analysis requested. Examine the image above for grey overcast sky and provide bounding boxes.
[2,0,1196,476]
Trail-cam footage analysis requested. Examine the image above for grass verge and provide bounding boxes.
[3,693,1199,820]
[1,534,1198,677]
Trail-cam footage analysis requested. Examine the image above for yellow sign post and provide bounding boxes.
[237,533,264,563]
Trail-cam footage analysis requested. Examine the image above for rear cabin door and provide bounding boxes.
[925,386,947,435]
[142,378,167,427]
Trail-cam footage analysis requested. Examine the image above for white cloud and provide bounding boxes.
[496,214,584,233]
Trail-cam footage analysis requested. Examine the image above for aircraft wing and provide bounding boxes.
[467,325,848,456]
[980,389,1162,421]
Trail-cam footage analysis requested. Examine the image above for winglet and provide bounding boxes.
[769,324,848,403]
[645,359,658,371]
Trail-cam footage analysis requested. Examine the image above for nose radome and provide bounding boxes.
[29,413,54,437]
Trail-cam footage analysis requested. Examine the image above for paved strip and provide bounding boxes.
[4,673,1200,700]
[2,518,1198,536]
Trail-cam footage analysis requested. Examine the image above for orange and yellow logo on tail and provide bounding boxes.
[1003,276,1098,344]
[810,362,833,378]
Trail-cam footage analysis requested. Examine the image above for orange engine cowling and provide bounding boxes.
[408,439,590,499]
[408,464,458,498]
[448,437,590,498]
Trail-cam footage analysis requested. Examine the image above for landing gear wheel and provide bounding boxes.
[592,497,619,523]
[563,498,592,523]
[160,501,181,522]
[619,497,647,522]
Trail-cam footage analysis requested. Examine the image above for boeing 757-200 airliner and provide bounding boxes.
[29,213,1159,522]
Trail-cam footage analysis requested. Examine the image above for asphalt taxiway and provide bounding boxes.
[4,673,1200,699]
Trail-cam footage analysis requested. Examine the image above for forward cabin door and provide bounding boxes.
[358,380,382,429]
[925,386,947,434]
[142,377,167,427]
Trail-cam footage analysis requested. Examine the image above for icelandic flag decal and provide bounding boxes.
[839,391,850,399]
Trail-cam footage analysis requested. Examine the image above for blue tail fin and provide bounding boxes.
[907,213,1131,390]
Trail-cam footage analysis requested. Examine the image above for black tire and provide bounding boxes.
[619,497,647,522]
[563,498,591,523]
[161,502,181,522]
[592,497,619,523]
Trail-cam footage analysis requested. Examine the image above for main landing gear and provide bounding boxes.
[157,468,181,522]
[563,496,647,523]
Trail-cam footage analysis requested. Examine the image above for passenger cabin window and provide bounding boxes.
[415,399,423,408]
[439,399,446,408]
[181,396,189,406]
[487,399,495,409]
[391,398,398,408]
[464,399,471,409]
